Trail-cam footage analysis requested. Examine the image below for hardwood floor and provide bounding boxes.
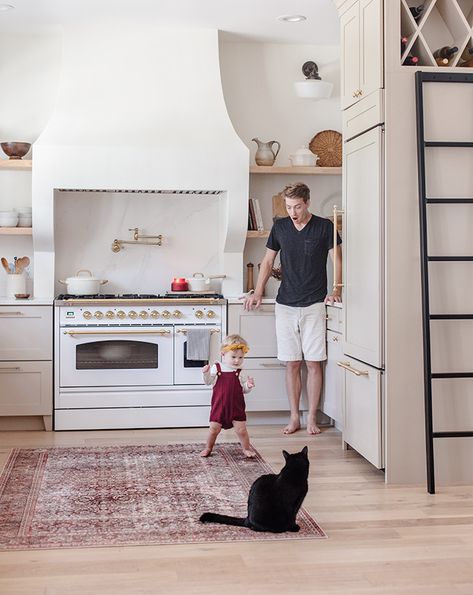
[1,425,473,595]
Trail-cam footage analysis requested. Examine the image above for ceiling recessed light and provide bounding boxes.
[0,4,15,11]
[277,15,307,23]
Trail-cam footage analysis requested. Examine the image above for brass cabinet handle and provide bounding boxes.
[332,336,339,342]
[337,361,369,376]
[63,329,172,336]
[332,205,344,292]
[260,363,286,368]
[0,311,24,316]
[0,366,21,372]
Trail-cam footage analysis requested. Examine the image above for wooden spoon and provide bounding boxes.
[16,256,30,274]
[1,257,10,274]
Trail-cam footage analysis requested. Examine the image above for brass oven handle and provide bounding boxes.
[63,329,172,336]
[176,328,220,334]
[333,205,344,293]
[0,312,24,316]
[336,361,369,376]
[0,366,21,372]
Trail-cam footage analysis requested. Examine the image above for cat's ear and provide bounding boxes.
[301,446,308,457]
[282,450,289,460]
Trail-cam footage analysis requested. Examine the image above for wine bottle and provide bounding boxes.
[409,4,425,22]
[459,47,473,67]
[433,46,458,66]
[403,54,419,66]
[401,36,408,54]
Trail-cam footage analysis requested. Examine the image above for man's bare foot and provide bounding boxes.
[307,423,321,435]
[283,421,301,434]
[243,449,256,458]
[200,448,212,457]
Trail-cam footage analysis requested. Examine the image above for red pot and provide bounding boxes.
[171,277,188,291]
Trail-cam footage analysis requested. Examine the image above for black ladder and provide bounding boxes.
[415,71,473,494]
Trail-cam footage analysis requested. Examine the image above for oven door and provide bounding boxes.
[59,326,173,387]
[174,326,221,385]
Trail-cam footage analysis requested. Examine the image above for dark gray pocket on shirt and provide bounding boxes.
[304,239,319,256]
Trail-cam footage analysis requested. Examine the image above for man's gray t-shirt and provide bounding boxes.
[266,215,342,307]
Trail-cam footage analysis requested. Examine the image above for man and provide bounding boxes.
[244,182,342,435]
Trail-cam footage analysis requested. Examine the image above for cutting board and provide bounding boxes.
[272,192,287,220]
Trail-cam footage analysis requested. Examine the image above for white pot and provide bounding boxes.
[59,269,108,295]
[186,273,226,292]
[289,146,319,167]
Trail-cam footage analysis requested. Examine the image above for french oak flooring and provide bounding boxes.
[0,426,472,595]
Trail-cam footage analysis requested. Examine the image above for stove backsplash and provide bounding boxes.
[54,191,223,296]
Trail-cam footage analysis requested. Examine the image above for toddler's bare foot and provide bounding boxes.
[283,421,300,434]
[307,423,321,435]
[200,448,212,457]
[243,449,256,458]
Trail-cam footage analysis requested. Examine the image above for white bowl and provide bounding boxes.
[0,215,18,227]
[16,208,32,214]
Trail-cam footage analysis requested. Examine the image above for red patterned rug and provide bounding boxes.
[0,443,325,550]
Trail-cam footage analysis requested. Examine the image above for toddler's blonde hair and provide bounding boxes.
[220,334,249,354]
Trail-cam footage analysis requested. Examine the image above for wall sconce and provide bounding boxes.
[294,61,333,100]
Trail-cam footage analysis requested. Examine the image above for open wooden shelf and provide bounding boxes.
[0,227,32,235]
[0,159,32,171]
[246,230,270,238]
[250,166,342,175]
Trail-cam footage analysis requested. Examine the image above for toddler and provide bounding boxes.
[201,334,255,458]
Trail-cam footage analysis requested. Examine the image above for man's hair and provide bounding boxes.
[283,182,310,203]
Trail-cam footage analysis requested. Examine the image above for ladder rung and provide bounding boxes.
[425,141,473,147]
[432,372,473,379]
[428,256,473,261]
[430,314,473,320]
[426,198,473,204]
[433,431,473,438]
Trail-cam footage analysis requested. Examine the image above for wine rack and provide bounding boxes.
[401,0,473,67]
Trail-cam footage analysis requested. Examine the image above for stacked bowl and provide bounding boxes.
[0,209,18,227]
[16,207,32,227]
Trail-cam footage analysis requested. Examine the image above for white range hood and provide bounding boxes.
[33,25,249,298]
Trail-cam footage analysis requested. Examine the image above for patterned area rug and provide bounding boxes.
[0,443,325,550]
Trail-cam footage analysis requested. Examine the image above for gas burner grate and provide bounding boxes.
[120,294,159,299]
[164,292,224,299]
[56,294,119,300]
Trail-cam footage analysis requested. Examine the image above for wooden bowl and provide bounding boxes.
[1,142,31,160]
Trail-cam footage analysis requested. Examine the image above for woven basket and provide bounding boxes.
[309,130,342,167]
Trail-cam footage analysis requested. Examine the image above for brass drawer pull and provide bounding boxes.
[0,367,21,372]
[336,361,369,376]
[260,363,286,368]
[0,312,24,316]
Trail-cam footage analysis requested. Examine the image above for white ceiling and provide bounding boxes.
[0,0,340,44]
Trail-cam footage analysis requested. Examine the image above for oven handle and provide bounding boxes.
[63,329,172,336]
[176,328,220,334]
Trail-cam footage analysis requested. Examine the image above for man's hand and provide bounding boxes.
[324,292,342,305]
[243,291,263,311]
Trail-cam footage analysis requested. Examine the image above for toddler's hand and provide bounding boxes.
[202,364,210,373]
[247,376,255,389]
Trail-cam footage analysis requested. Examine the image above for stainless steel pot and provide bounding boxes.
[59,269,108,295]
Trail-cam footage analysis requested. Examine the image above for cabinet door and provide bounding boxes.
[342,357,383,468]
[343,126,384,368]
[340,1,361,110]
[322,330,343,424]
[0,361,52,415]
[359,0,383,100]
[227,304,277,358]
[0,306,52,360]
[244,358,288,412]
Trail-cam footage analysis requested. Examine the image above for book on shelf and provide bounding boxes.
[251,197,264,231]
[248,199,257,230]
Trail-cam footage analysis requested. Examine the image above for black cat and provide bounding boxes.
[199,446,309,533]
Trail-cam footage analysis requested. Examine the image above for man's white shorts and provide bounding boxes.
[275,302,326,362]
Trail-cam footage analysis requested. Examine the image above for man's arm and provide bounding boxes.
[243,248,278,310]
[325,245,342,304]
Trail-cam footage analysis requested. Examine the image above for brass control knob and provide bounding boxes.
[195,310,204,319]
[94,311,104,319]
[128,310,137,319]
[150,310,160,319]
[117,310,126,319]
[139,311,148,319]
[172,310,182,318]
[162,310,171,319]
[83,310,92,320]
[105,311,115,319]
[206,310,216,319]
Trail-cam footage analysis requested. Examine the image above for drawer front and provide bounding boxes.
[326,305,343,333]
[228,304,277,358]
[0,361,52,415]
[0,306,53,360]
[244,358,288,412]
[341,357,383,469]
[343,89,384,141]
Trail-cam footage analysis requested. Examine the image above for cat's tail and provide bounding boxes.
[199,512,247,527]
